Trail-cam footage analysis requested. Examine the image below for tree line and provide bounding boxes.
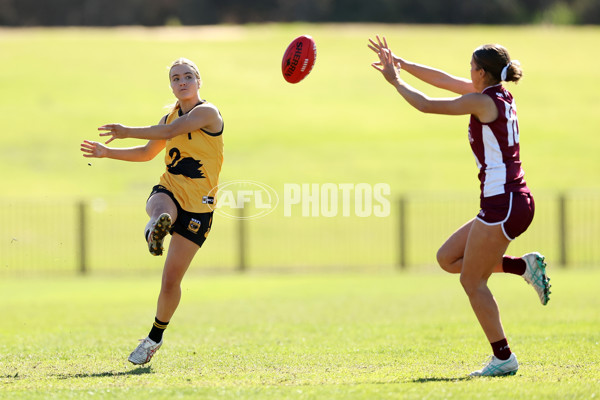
[1,0,598,26]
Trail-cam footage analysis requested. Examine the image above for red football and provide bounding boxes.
[281,35,317,84]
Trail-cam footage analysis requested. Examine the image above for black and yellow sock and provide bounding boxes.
[148,317,169,343]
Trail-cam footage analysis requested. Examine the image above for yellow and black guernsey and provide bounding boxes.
[158,102,223,213]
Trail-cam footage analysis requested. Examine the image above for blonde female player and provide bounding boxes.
[80,58,223,365]
[369,36,550,377]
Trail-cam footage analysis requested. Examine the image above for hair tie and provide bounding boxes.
[500,61,512,81]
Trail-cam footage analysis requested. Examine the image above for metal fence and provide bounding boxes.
[1,192,598,276]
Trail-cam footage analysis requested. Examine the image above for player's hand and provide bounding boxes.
[80,140,108,158]
[98,123,128,144]
[368,35,401,65]
[370,37,401,85]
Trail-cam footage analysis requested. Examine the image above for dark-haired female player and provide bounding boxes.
[369,36,550,377]
[81,58,223,365]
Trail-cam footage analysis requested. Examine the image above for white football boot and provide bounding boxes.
[470,353,519,377]
[128,337,162,365]
[521,252,551,305]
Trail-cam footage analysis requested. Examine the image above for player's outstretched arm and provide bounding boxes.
[80,139,165,162]
[98,105,221,144]
[371,42,496,120]
[81,116,167,162]
[368,36,475,95]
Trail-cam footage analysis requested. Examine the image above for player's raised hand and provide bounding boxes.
[367,35,385,53]
[368,36,399,62]
[80,140,108,158]
[371,38,402,85]
[98,123,128,144]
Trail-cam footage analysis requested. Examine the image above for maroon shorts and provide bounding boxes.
[476,192,535,240]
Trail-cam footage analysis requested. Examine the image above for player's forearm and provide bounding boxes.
[399,60,472,94]
[124,125,176,141]
[104,146,156,162]
[391,78,434,113]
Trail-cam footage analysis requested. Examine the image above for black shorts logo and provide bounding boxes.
[188,218,201,234]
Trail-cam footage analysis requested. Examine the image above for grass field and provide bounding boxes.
[1,24,599,398]
[1,24,600,274]
[1,269,599,399]
[1,24,599,200]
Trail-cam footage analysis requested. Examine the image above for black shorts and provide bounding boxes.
[148,185,214,248]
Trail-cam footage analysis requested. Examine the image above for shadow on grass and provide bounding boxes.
[411,374,518,383]
[410,376,471,383]
[55,366,153,379]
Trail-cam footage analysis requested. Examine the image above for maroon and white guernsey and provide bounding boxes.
[468,84,529,198]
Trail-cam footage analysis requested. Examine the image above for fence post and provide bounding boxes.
[77,200,87,275]
[398,196,406,269]
[558,193,567,267]
[238,206,246,272]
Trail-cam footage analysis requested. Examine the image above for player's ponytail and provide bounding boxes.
[473,44,523,84]
[502,60,523,83]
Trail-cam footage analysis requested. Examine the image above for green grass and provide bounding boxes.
[1,269,599,399]
[1,25,599,396]
[1,24,599,200]
[1,24,599,273]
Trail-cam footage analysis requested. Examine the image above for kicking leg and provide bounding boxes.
[145,193,178,256]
